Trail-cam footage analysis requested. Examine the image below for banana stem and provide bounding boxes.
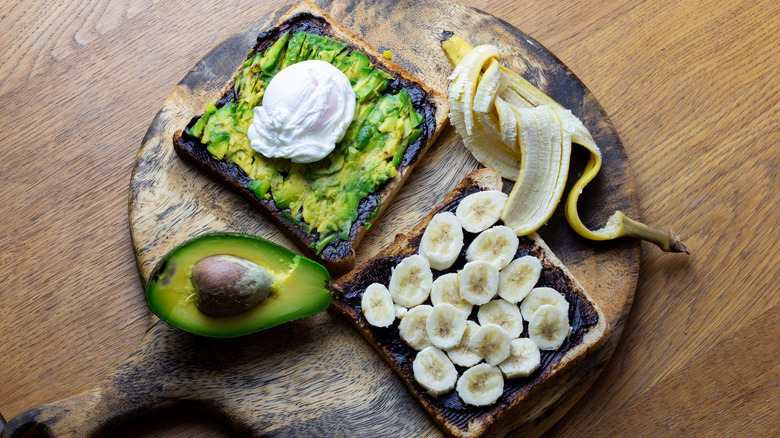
[620,214,690,253]
[564,142,689,253]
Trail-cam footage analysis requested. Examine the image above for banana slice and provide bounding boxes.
[498,255,542,303]
[413,346,458,397]
[498,337,541,378]
[388,255,433,308]
[469,323,511,365]
[446,320,482,367]
[458,260,499,305]
[430,273,472,317]
[427,303,468,349]
[528,304,570,351]
[477,299,524,339]
[456,363,504,406]
[361,283,395,328]
[399,304,433,350]
[455,190,508,233]
[519,287,569,321]
[394,304,408,320]
[419,212,464,271]
[465,225,519,270]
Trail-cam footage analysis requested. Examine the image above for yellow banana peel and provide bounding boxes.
[442,33,688,253]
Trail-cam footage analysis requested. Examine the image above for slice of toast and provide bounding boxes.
[173,1,448,274]
[330,168,608,438]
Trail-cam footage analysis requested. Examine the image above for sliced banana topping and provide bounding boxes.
[458,260,499,305]
[430,273,472,317]
[519,286,569,321]
[399,305,433,350]
[466,225,519,270]
[455,190,508,233]
[456,363,504,406]
[498,255,542,303]
[469,323,511,365]
[446,320,482,367]
[419,212,464,271]
[413,346,458,397]
[528,304,570,351]
[498,337,541,378]
[427,303,468,349]
[477,299,524,339]
[355,184,579,405]
[361,283,396,328]
[389,254,433,308]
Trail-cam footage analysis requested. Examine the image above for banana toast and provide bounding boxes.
[173,1,447,274]
[330,168,608,438]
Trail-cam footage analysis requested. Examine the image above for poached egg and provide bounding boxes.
[247,60,356,163]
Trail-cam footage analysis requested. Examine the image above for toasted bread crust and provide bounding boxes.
[172,1,448,275]
[330,168,607,438]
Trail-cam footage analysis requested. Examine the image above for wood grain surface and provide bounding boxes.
[0,0,777,437]
[4,1,637,436]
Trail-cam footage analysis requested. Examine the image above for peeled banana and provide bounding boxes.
[442,33,688,253]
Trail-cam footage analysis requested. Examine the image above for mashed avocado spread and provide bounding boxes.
[188,31,423,252]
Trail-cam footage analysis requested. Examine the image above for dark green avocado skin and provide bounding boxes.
[145,232,331,338]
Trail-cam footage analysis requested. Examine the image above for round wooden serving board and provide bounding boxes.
[2,0,639,437]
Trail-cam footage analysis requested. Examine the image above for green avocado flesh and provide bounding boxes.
[146,233,331,338]
[187,31,424,252]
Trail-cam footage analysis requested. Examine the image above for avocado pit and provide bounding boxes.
[191,254,274,317]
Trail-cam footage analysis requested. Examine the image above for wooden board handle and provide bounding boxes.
[0,387,175,438]
[1,321,179,438]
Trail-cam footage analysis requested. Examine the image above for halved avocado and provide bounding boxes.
[145,232,331,337]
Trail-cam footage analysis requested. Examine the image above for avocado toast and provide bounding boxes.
[173,1,447,274]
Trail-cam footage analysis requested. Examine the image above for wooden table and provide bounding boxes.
[1,0,777,436]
